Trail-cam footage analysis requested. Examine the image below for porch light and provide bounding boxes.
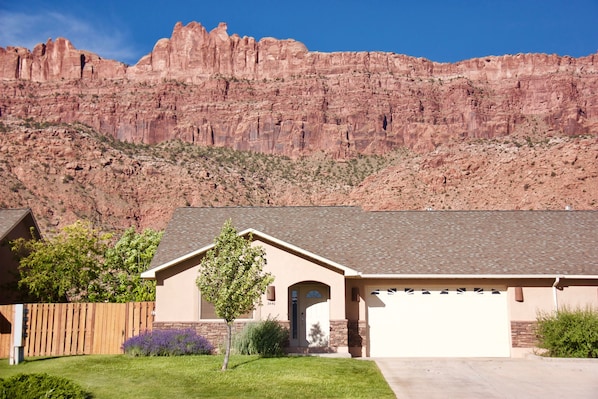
[267,285,276,301]
[514,287,524,302]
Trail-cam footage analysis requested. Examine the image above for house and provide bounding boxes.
[141,207,598,357]
[0,208,41,304]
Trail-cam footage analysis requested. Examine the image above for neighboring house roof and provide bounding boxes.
[0,208,39,241]
[146,207,598,278]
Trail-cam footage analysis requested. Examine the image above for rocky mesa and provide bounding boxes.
[1,21,597,158]
[0,22,597,232]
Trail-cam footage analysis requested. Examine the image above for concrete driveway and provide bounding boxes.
[375,357,598,399]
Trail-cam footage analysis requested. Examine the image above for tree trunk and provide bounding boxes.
[222,322,232,371]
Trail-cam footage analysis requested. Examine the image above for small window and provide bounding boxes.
[457,288,467,294]
[200,297,218,319]
[474,288,484,294]
[440,288,449,295]
[371,289,380,296]
[201,297,252,319]
[491,289,501,295]
[306,290,322,298]
[404,288,414,295]
[421,289,431,295]
[387,288,397,295]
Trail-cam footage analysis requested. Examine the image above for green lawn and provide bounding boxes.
[0,355,394,398]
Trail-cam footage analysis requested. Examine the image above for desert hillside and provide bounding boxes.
[1,118,595,233]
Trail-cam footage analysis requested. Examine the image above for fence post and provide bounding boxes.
[9,304,26,365]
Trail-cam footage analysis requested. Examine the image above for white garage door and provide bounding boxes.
[367,286,510,357]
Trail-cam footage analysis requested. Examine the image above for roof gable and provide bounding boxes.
[141,228,360,278]
[0,208,39,241]
[147,207,598,277]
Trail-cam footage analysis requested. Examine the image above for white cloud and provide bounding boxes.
[0,10,140,64]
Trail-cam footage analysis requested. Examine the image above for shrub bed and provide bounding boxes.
[0,373,90,399]
[234,319,288,357]
[123,329,213,356]
[536,307,598,358]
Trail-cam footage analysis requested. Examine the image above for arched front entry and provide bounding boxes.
[288,282,330,349]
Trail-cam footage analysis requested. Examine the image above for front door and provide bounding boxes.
[289,283,330,348]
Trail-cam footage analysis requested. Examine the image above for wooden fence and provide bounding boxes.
[0,302,154,358]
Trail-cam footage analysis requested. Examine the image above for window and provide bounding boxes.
[306,290,322,298]
[387,288,397,295]
[291,290,298,339]
[200,297,253,319]
[404,288,414,295]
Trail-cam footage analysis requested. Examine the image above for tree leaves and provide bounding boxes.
[95,227,163,303]
[11,221,162,303]
[12,220,111,302]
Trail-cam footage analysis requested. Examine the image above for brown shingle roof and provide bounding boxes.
[0,208,35,241]
[148,207,598,276]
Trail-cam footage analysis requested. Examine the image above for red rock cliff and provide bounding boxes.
[1,22,596,157]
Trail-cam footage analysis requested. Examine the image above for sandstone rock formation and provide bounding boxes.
[0,37,126,81]
[1,21,596,158]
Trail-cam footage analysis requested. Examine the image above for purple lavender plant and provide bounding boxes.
[122,329,213,356]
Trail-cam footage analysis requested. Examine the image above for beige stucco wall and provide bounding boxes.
[508,285,598,320]
[154,239,346,323]
[257,241,346,321]
[154,257,200,322]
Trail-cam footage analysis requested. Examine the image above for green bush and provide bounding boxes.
[536,307,598,358]
[0,373,91,399]
[234,319,289,357]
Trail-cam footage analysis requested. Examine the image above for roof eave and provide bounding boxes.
[356,273,598,279]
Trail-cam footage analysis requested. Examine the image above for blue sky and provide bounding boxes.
[1,0,597,65]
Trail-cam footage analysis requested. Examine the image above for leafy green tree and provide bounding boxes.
[93,228,163,302]
[196,219,273,370]
[11,220,112,302]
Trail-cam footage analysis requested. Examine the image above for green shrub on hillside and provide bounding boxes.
[0,373,91,399]
[536,307,598,358]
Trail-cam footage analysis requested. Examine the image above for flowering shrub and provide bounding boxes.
[122,329,213,356]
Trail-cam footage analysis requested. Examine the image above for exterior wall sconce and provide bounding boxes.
[351,287,360,302]
[514,287,524,302]
[267,285,276,301]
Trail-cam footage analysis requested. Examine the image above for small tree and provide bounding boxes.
[94,227,163,302]
[196,219,273,370]
[11,220,111,302]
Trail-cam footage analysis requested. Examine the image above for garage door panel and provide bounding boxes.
[367,286,510,357]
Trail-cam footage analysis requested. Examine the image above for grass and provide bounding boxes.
[0,355,394,398]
